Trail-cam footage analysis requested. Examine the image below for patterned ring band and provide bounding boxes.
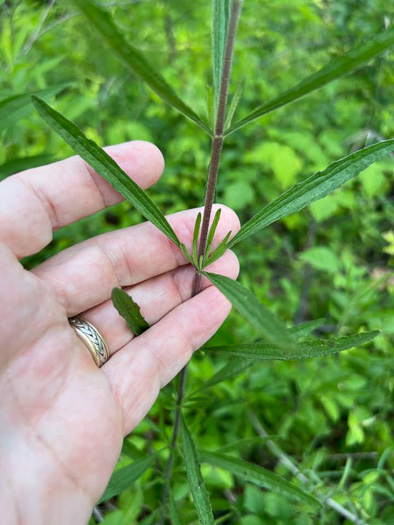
[69,316,110,368]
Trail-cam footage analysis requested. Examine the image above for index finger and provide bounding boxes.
[0,141,164,258]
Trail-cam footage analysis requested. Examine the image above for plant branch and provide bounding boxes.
[92,506,104,523]
[248,410,366,525]
[159,2,242,519]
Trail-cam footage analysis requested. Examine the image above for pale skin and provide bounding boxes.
[0,141,240,524]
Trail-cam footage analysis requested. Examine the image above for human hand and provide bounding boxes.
[0,141,239,524]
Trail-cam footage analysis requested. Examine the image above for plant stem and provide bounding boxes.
[159,366,187,521]
[159,2,242,519]
[194,0,242,291]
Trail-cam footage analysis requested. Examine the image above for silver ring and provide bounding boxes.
[69,316,109,367]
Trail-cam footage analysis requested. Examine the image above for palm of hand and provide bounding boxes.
[0,141,239,524]
[2,250,122,518]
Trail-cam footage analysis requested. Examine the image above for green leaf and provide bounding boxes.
[224,80,245,130]
[212,0,230,109]
[192,319,326,395]
[208,331,380,360]
[199,450,321,507]
[205,84,215,129]
[203,273,294,347]
[73,0,211,136]
[309,194,340,222]
[169,495,184,525]
[193,213,202,266]
[359,162,387,197]
[192,319,325,395]
[204,208,222,261]
[111,288,149,336]
[181,418,214,525]
[203,230,232,267]
[226,28,394,135]
[289,318,326,340]
[192,358,255,395]
[99,454,156,503]
[219,436,276,454]
[245,142,302,190]
[223,180,254,210]
[299,247,341,274]
[179,243,194,265]
[229,139,394,247]
[0,84,68,132]
[33,96,181,247]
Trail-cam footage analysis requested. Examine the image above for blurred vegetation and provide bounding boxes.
[1,0,394,523]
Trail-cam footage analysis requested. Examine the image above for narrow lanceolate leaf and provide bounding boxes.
[289,318,326,340]
[181,419,214,525]
[199,450,321,508]
[203,230,231,268]
[229,139,394,247]
[179,243,194,265]
[73,0,211,136]
[208,331,380,360]
[99,454,155,503]
[205,85,215,129]
[219,436,276,453]
[111,288,149,336]
[193,213,202,265]
[192,358,255,395]
[224,80,245,130]
[0,84,68,132]
[212,0,230,108]
[204,208,222,260]
[226,27,394,135]
[33,97,181,246]
[179,242,195,265]
[203,272,294,347]
[193,319,326,395]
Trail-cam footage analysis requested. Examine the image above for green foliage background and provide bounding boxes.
[1,0,393,523]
